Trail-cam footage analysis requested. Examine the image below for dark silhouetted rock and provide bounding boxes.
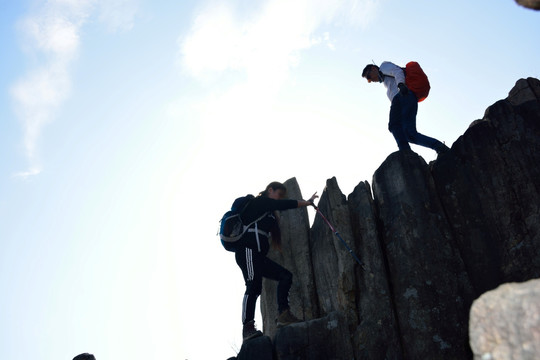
[236,78,540,360]
[236,335,273,360]
[372,151,474,359]
[274,311,353,360]
[432,77,540,296]
[348,181,402,360]
[515,0,540,10]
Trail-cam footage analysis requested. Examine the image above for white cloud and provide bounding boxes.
[179,0,378,81]
[97,0,139,32]
[12,167,43,180]
[11,0,139,178]
[11,64,71,160]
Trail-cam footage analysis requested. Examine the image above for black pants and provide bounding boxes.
[235,247,292,324]
[389,91,444,151]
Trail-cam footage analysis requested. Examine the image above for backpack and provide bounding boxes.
[382,61,431,102]
[402,61,430,102]
[219,194,268,252]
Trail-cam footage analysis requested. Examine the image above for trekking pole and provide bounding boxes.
[311,204,366,271]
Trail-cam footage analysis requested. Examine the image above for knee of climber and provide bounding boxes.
[281,269,293,286]
[403,126,418,141]
[246,280,262,296]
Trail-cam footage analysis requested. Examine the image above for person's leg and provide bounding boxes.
[401,92,447,152]
[389,95,412,151]
[260,256,292,314]
[235,248,263,325]
[261,257,302,327]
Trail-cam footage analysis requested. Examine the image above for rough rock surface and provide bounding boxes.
[244,78,540,360]
[232,336,274,360]
[469,278,540,360]
[273,311,353,360]
[515,0,540,10]
[372,151,474,359]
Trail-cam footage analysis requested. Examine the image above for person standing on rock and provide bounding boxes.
[362,61,450,155]
[235,181,318,341]
[73,354,96,360]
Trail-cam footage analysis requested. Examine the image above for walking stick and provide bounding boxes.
[311,204,366,271]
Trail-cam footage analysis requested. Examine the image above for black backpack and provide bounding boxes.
[219,194,267,251]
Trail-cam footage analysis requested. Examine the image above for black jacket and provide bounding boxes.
[238,196,298,254]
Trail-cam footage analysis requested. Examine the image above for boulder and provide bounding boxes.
[469,278,540,360]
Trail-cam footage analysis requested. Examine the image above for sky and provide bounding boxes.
[1,0,539,359]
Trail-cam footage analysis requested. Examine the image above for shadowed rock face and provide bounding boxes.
[239,78,540,360]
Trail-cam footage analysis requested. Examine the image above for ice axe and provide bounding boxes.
[310,202,366,271]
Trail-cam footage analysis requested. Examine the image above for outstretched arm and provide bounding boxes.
[297,192,318,208]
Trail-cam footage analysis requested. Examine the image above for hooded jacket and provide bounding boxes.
[238,196,298,255]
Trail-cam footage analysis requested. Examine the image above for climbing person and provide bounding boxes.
[234,181,318,341]
[362,61,450,155]
[73,354,96,360]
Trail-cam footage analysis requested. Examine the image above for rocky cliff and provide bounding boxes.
[233,78,540,360]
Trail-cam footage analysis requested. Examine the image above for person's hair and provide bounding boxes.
[258,181,287,251]
[362,64,377,78]
[258,181,287,198]
[73,354,96,360]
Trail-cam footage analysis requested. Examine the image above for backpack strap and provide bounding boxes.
[245,212,271,252]
[380,67,406,79]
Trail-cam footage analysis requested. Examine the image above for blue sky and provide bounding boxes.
[1,1,539,359]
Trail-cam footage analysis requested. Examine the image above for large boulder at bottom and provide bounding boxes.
[273,311,353,360]
[234,335,274,360]
[469,278,540,360]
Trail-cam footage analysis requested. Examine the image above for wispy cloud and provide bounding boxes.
[179,0,378,81]
[10,0,139,178]
[97,0,139,32]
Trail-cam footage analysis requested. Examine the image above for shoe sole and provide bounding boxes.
[276,320,300,328]
[243,330,263,342]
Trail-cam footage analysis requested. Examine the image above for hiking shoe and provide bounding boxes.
[436,143,450,155]
[276,308,301,328]
[242,320,263,342]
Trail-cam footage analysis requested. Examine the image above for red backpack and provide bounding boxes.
[403,61,430,102]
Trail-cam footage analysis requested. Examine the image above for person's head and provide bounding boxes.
[362,64,381,83]
[258,181,287,250]
[259,181,287,200]
[73,354,95,360]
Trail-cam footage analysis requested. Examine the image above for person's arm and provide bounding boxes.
[296,192,318,208]
[380,61,405,85]
[257,192,319,212]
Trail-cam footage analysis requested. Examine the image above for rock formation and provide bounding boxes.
[469,278,540,360]
[230,77,540,360]
[515,0,540,10]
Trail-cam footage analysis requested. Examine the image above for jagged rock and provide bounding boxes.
[273,311,354,360]
[235,335,274,360]
[348,181,402,360]
[431,77,540,295]
[469,278,540,360]
[372,152,474,359]
[309,178,358,325]
[515,0,540,10]
[507,77,540,105]
[247,78,540,360]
